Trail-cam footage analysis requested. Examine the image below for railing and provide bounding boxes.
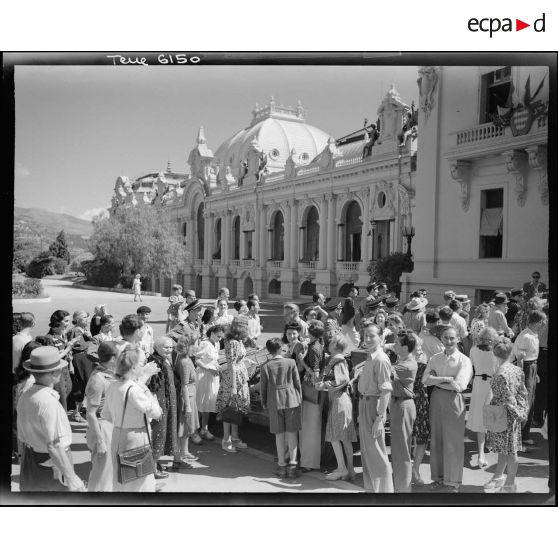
[264,173,285,183]
[295,165,319,177]
[337,261,360,271]
[268,260,283,268]
[242,259,255,267]
[212,259,221,266]
[230,259,240,267]
[193,258,203,267]
[299,261,317,269]
[455,122,506,146]
[335,156,363,168]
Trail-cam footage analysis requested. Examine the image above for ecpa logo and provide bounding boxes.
[468,13,546,37]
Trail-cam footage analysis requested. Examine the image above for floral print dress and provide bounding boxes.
[412,362,429,444]
[216,339,251,415]
[486,362,529,455]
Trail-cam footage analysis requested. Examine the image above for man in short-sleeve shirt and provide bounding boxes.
[357,323,394,493]
[423,327,472,492]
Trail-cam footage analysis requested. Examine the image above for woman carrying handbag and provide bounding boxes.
[102,345,162,492]
[483,337,529,493]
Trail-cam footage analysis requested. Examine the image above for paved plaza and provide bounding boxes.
[11,277,551,496]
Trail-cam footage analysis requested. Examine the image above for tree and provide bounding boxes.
[88,205,187,286]
[367,251,413,297]
[49,230,71,264]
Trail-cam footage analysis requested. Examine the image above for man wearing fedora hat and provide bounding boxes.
[488,292,514,337]
[17,346,86,491]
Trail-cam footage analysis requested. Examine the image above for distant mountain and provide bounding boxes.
[14,207,93,237]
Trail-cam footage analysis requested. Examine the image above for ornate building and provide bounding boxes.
[112,87,418,298]
[403,65,549,305]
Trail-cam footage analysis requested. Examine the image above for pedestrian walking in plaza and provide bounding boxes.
[85,341,118,491]
[260,338,303,479]
[173,333,201,463]
[317,335,357,482]
[484,338,529,493]
[132,273,143,302]
[513,309,546,446]
[356,323,393,492]
[17,346,86,491]
[147,337,180,477]
[466,327,499,468]
[390,330,417,492]
[195,325,224,440]
[217,315,252,453]
[102,345,161,492]
[298,320,326,472]
[423,326,473,493]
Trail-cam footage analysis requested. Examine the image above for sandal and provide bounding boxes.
[483,476,505,491]
[180,453,199,462]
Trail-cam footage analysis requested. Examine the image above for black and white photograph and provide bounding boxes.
[5,51,555,505]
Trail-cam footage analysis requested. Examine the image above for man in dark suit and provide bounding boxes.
[523,272,547,300]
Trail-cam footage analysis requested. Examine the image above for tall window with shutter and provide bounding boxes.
[479,188,503,259]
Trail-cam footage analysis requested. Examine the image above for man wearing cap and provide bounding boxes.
[137,306,154,356]
[169,299,203,342]
[487,293,514,337]
[506,289,524,327]
[523,272,547,300]
[17,346,86,491]
[423,327,473,492]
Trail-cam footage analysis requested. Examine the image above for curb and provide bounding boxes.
[218,437,363,492]
[71,283,162,297]
[12,296,52,304]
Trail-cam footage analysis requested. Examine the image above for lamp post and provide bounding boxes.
[402,224,415,257]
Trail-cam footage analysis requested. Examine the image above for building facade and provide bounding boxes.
[403,65,549,305]
[112,88,418,299]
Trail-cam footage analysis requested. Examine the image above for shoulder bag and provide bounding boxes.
[117,385,156,484]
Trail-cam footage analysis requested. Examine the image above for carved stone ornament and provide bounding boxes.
[502,150,529,207]
[525,145,548,205]
[449,160,472,211]
[285,148,297,178]
[397,184,411,216]
[417,66,440,119]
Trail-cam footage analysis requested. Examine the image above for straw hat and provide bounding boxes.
[23,346,67,373]
[406,297,427,311]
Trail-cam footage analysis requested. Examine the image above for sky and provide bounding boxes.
[14,64,420,220]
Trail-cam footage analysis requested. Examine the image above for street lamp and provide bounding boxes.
[402,224,415,257]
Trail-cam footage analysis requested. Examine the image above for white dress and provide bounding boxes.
[195,340,221,413]
[466,346,498,433]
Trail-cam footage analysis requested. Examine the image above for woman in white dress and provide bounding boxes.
[132,274,142,302]
[102,345,162,492]
[195,325,225,440]
[466,327,499,468]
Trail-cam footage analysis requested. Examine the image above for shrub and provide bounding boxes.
[12,278,43,298]
[52,257,68,274]
[120,274,134,289]
[82,257,121,288]
[367,252,413,296]
[27,255,56,278]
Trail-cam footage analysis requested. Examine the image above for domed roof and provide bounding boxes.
[213,98,332,175]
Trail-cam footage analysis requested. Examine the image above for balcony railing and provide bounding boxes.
[193,258,203,267]
[337,261,360,271]
[242,259,255,267]
[299,261,317,269]
[212,259,221,266]
[335,155,363,168]
[268,260,283,268]
[455,122,506,146]
[230,259,240,267]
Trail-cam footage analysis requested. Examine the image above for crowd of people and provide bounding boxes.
[11,271,549,493]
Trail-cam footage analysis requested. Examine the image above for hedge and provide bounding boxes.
[12,278,44,298]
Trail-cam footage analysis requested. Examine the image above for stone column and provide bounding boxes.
[361,192,370,268]
[267,227,273,261]
[224,211,231,264]
[260,207,267,263]
[318,196,328,270]
[284,203,291,264]
[299,227,305,260]
[203,209,210,264]
[389,219,395,253]
[290,200,298,267]
[254,204,260,265]
[326,195,336,268]
[337,222,344,261]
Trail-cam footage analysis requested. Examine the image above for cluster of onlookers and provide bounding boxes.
[12,269,549,493]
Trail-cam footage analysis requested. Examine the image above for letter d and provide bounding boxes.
[534,13,545,32]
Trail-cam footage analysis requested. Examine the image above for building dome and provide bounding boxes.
[213,98,331,176]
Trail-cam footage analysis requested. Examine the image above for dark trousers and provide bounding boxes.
[533,350,547,424]
[521,360,538,440]
[20,445,67,491]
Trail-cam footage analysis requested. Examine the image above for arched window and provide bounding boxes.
[197,204,204,259]
[300,280,316,296]
[273,211,285,260]
[269,279,281,295]
[344,201,362,262]
[304,206,320,261]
